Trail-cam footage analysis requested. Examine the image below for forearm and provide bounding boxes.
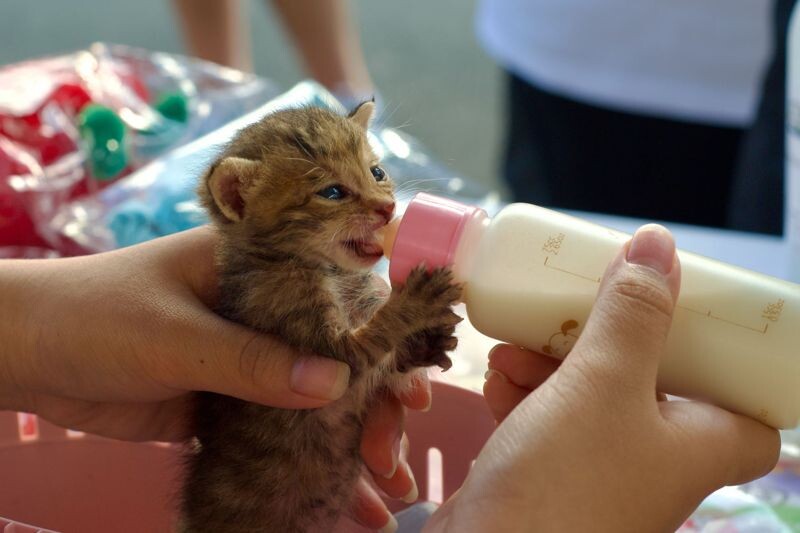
[270,0,373,96]
[0,260,47,405]
[172,0,253,71]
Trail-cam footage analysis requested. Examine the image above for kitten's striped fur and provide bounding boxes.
[180,103,460,532]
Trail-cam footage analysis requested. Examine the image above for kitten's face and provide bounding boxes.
[202,103,396,271]
[306,155,395,270]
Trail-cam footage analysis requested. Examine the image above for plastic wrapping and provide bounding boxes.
[679,433,800,531]
[0,42,278,257]
[680,486,792,532]
[52,81,497,254]
[740,431,800,528]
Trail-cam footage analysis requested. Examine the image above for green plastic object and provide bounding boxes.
[154,92,189,123]
[78,104,127,180]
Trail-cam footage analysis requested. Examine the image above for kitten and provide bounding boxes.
[180,102,462,533]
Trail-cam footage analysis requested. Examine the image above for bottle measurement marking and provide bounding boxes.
[676,304,769,334]
[540,233,776,335]
[543,256,601,283]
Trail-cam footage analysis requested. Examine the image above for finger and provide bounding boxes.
[565,225,680,396]
[661,401,780,491]
[349,476,396,532]
[361,392,404,478]
[396,370,432,411]
[483,369,530,423]
[371,434,418,503]
[160,311,350,409]
[26,393,192,442]
[488,344,560,390]
[143,228,350,409]
[168,226,221,308]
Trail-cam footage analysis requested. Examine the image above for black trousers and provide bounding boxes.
[503,0,795,235]
[502,73,744,229]
[727,0,795,235]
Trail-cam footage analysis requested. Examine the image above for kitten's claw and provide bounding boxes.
[431,352,453,372]
[439,309,464,329]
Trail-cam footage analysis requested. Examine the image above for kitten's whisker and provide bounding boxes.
[386,120,412,131]
[394,185,424,196]
[395,177,454,188]
[393,177,458,197]
[281,156,315,164]
[291,133,320,166]
[275,156,330,179]
[280,156,316,167]
[329,226,345,245]
[301,166,325,178]
[375,102,402,129]
[394,186,460,202]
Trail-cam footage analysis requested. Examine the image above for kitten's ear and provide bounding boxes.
[348,100,375,130]
[205,157,260,222]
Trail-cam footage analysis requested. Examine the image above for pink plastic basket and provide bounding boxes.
[0,382,494,532]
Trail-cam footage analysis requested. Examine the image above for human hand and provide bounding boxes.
[353,375,429,531]
[0,227,421,530]
[426,225,780,532]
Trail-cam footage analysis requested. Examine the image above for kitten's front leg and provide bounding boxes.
[308,267,461,377]
[388,266,463,373]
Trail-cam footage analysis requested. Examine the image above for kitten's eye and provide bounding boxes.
[317,185,348,200]
[370,166,386,181]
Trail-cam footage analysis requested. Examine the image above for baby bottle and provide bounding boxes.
[383,193,800,429]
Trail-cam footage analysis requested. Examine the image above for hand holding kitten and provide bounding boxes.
[0,226,419,528]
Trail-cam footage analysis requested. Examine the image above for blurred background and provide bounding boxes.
[0,0,503,193]
[2,0,796,247]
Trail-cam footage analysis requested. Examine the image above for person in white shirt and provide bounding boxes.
[477,0,777,231]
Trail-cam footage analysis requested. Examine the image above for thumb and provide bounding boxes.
[165,313,350,409]
[564,225,680,397]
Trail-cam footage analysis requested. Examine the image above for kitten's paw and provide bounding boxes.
[403,266,463,310]
[397,266,463,328]
[389,267,462,329]
[399,327,457,372]
[392,267,462,372]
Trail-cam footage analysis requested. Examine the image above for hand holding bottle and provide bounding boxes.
[386,193,800,428]
[425,226,780,533]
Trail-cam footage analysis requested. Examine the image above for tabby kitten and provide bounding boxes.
[180,102,461,533]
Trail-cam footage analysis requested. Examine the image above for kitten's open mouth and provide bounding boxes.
[342,239,384,261]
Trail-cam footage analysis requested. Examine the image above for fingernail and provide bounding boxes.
[485,369,509,384]
[289,356,350,401]
[488,344,500,361]
[379,515,398,533]
[626,224,675,275]
[421,378,432,412]
[402,465,419,504]
[383,438,400,479]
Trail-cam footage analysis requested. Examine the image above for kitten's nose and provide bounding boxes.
[375,202,395,226]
